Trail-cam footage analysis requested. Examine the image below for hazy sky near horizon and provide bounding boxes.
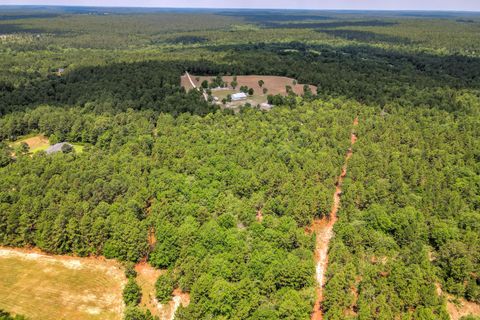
[1,0,479,11]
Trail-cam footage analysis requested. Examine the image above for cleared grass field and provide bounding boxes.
[10,134,86,154]
[0,248,126,320]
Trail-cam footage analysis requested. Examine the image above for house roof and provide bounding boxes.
[46,142,72,155]
[231,92,247,100]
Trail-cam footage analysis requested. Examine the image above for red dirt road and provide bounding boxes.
[311,117,358,320]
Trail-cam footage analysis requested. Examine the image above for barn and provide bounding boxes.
[231,92,247,101]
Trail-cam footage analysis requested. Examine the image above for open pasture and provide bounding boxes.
[0,247,126,320]
[181,74,317,105]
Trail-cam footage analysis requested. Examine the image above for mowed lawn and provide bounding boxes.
[0,248,126,320]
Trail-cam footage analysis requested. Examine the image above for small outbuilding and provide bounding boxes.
[231,92,247,101]
[46,142,73,155]
[260,103,273,111]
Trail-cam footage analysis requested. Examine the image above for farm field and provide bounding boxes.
[0,247,126,320]
[181,74,316,107]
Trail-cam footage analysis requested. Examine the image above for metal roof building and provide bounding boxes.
[46,142,72,155]
[231,92,247,101]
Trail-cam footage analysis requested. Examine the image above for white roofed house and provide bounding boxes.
[231,92,247,101]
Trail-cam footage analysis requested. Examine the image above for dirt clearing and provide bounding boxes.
[11,134,49,153]
[136,262,164,318]
[447,297,480,320]
[135,262,190,320]
[0,247,126,320]
[181,74,317,108]
[181,74,316,96]
[436,283,480,320]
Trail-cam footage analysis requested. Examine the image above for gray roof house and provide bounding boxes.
[46,142,72,155]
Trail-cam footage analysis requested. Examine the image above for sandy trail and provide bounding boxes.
[311,117,358,320]
[135,262,189,320]
[185,71,208,102]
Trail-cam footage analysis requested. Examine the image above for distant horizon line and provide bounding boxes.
[1,4,480,13]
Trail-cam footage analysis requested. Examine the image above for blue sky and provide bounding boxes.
[1,0,479,11]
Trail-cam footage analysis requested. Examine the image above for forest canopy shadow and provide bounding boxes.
[317,29,413,45]
[0,23,48,34]
[2,42,480,116]
[0,60,218,116]
[261,20,398,29]
[216,10,332,23]
[202,41,480,111]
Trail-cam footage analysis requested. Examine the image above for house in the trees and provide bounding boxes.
[46,142,72,155]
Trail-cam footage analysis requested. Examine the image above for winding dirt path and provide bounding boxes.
[185,71,208,102]
[311,117,358,320]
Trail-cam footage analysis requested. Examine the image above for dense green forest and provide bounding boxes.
[0,6,479,320]
[324,102,480,319]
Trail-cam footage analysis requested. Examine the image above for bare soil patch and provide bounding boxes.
[136,262,164,318]
[181,74,317,106]
[182,74,316,95]
[311,118,358,320]
[0,247,126,320]
[135,262,190,320]
[447,298,480,320]
[436,283,480,320]
[11,134,49,153]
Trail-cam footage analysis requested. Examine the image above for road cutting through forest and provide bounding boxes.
[185,71,208,102]
[311,117,358,320]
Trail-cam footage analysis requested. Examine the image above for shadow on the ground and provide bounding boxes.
[202,42,480,110]
[317,29,413,45]
[0,60,217,116]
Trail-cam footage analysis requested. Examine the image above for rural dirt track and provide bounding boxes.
[137,224,190,320]
[311,117,358,320]
[184,71,208,101]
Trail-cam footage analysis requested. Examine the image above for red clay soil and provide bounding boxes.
[158,288,190,320]
[311,117,358,320]
[180,74,317,97]
[436,283,480,320]
[147,227,156,249]
[135,262,190,320]
[135,262,163,317]
[256,208,263,222]
[13,135,49,150]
